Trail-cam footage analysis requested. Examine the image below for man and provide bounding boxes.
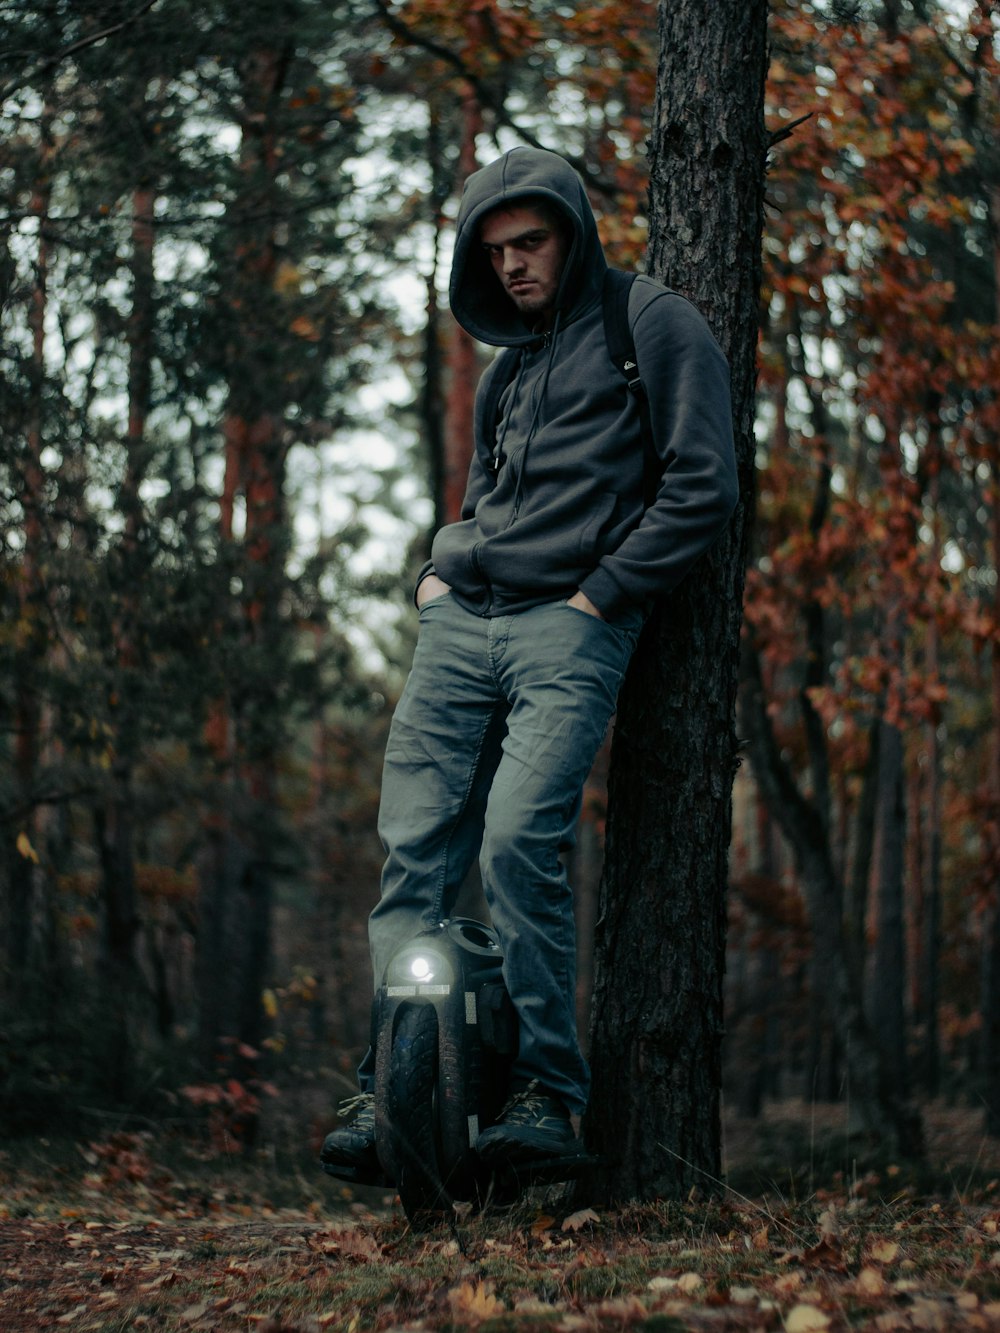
[321,145,737,1180]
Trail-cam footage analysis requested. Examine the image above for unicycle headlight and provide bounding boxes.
[386,945,454,996]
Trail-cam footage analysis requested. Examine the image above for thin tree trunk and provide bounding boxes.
[917,458,942,1094]
[980,174,1000,1136]
[422,101,447,542]
[869,708,908,1092]
[94,181,156,1096]
[846,723,880,986]
[9,118,52,996]
[585,0,768,1203]
[197,46,290,1110]
[442,87,481,526]
[742,645,924,1156]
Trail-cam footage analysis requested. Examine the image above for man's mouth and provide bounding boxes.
[508,280,535,294]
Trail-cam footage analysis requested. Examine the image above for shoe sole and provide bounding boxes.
[476,1127,584,1159]
[477,1135,597,1176]
[320,1158,392,1187]
[486,1151,599,1185]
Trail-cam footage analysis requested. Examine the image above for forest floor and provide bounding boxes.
[4,1100,1000,1331]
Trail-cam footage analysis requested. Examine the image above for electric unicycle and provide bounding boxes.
[372,917,518,1225]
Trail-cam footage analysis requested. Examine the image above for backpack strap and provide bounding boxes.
[602,268,660,508]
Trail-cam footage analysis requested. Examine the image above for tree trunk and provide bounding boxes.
[197,46,290,1112]
[741,646,924,1157]
[8,115,53,998]
[846,723,880,986]
[94,181,156,1096]
[981,175,1000,1136]
[584,0,768,1203]
[442,88,481,526]
[918,463,943,1096]
[869,711,908,1092]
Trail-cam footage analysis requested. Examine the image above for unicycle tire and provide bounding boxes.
[382,1004,448,1227]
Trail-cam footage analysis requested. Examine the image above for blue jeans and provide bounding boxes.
[359,593,643,1115]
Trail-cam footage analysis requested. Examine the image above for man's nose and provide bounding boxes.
[503,248,525,274]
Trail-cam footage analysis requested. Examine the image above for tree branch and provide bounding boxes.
[740,638,828,865]
[1,0,162,104]
[767,111,814,150]
[370,0,621,198]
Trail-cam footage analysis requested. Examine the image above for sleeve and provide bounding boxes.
[578,291,739,617]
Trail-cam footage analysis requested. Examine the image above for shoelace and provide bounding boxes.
[337,1091,374,1119]
[499,1079,548,1120]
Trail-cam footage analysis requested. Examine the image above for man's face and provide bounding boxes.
[480,204,570,328]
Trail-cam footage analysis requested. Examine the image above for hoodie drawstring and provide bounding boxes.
[493,348,528,474]
[509,309,562,519]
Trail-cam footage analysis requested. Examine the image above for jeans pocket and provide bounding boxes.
[560,599,605,624]
[417,591,451,614]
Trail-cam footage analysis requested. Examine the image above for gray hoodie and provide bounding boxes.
[426,146,738,622]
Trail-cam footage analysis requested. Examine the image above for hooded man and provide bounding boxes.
[321,146,738,1181]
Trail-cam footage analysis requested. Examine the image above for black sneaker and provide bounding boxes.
[476,1081,590,1176]
[320,1093,385,1185]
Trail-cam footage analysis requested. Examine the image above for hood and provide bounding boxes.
[449,147,607,347]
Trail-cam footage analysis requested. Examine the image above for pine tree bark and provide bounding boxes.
[442,89,481,526]
[869,708,908,1091]
[94,180,156,1097]
[918,462,943,1096]
[9,114,53,996]
[981,173,1000,1137]
[197,45,291,1102]
[584,0,768,1202]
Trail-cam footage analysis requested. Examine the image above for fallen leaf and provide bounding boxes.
[647,1276,678,1293]
[596,1296,647,1319]
[677,1272,704,1294]
[139,1270,181,1291]
[730,1285,757,1304]
[870,1239,900,1264]
[562,1208,599,1232]
[817,1205,840,1240]
[16,831,39,863]
[785,1304,831,1332]
[531,1213,556,1236]
[803,1236,845,1271]
[908,1298,950,1329]
[447,1280,505,1322]
[775,1272,805,1296]
[856,1265,887,1297]
[307,1226,380,1262]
